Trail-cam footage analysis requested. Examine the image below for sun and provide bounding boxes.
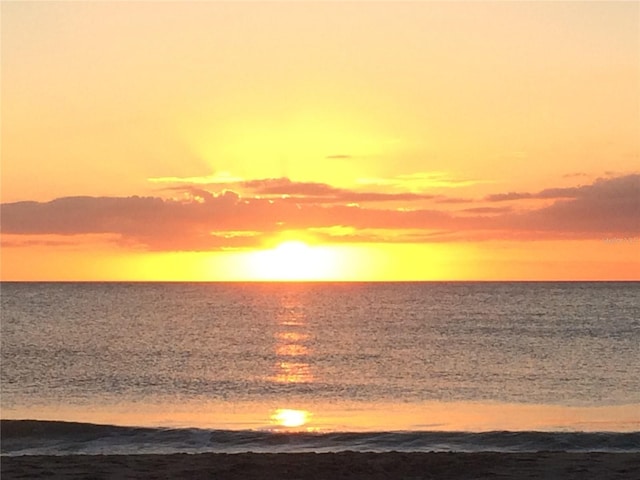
[245,240,338,281]
[271,409,309,428]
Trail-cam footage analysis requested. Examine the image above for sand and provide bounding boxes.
[2,452,639,479]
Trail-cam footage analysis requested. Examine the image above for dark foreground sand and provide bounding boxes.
[2,452,639,480]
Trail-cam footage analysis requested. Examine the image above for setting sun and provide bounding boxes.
[271,409,309,428]
[244,240,339,281]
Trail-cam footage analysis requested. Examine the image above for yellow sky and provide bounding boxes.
[1,1,638,281]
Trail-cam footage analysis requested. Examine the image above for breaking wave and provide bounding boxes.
[2,420,639,456]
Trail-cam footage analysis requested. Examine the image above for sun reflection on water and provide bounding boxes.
[276,331,309,342]
[276,343,309,357]
[271,292,314,384]
[273,361,313,384]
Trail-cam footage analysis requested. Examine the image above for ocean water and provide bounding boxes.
[1,282,639,454]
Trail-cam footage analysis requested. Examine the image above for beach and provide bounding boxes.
[2,452,639,479]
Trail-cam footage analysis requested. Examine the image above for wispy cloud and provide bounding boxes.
[358,172,489,190]
[460,206,513,215]
[562,172,589,179]
[433,197,473,204]
[148,172,243,184]
[485,187,581,202]
[247,178,440,203]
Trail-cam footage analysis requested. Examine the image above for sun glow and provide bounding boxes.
[271,409,309,428]
[245,240,339,281]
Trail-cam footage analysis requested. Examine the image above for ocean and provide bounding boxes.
[1,282,639,455]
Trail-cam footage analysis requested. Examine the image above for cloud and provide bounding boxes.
[155,173,483,202]
[162,177,438,204]
[0,233,121,249]
[237,177,438,203]
[460,207,513,215]
[148,172,244,184]
[486,174,640,204]
[325,154,352,159]
[484,192,534,201]
[562,172,589,179]
[485,187,578,202]
[242,178,338,196]
[0,194,451,251]
[1,193,270,251]
[500,174,639,235]
[433,196,473,204]
[2,174,637,251]
[358,172,489,189]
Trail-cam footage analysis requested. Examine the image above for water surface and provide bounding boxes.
[2,282,638,451]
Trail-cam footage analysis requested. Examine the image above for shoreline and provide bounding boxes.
[3,452,640,480]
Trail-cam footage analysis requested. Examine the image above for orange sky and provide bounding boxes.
[1,1,638,281]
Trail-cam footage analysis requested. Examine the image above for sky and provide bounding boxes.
[1,1,639,281]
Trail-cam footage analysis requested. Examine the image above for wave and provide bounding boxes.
[2,420,639,456]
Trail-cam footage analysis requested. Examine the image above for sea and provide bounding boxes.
[1,281,639,455]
